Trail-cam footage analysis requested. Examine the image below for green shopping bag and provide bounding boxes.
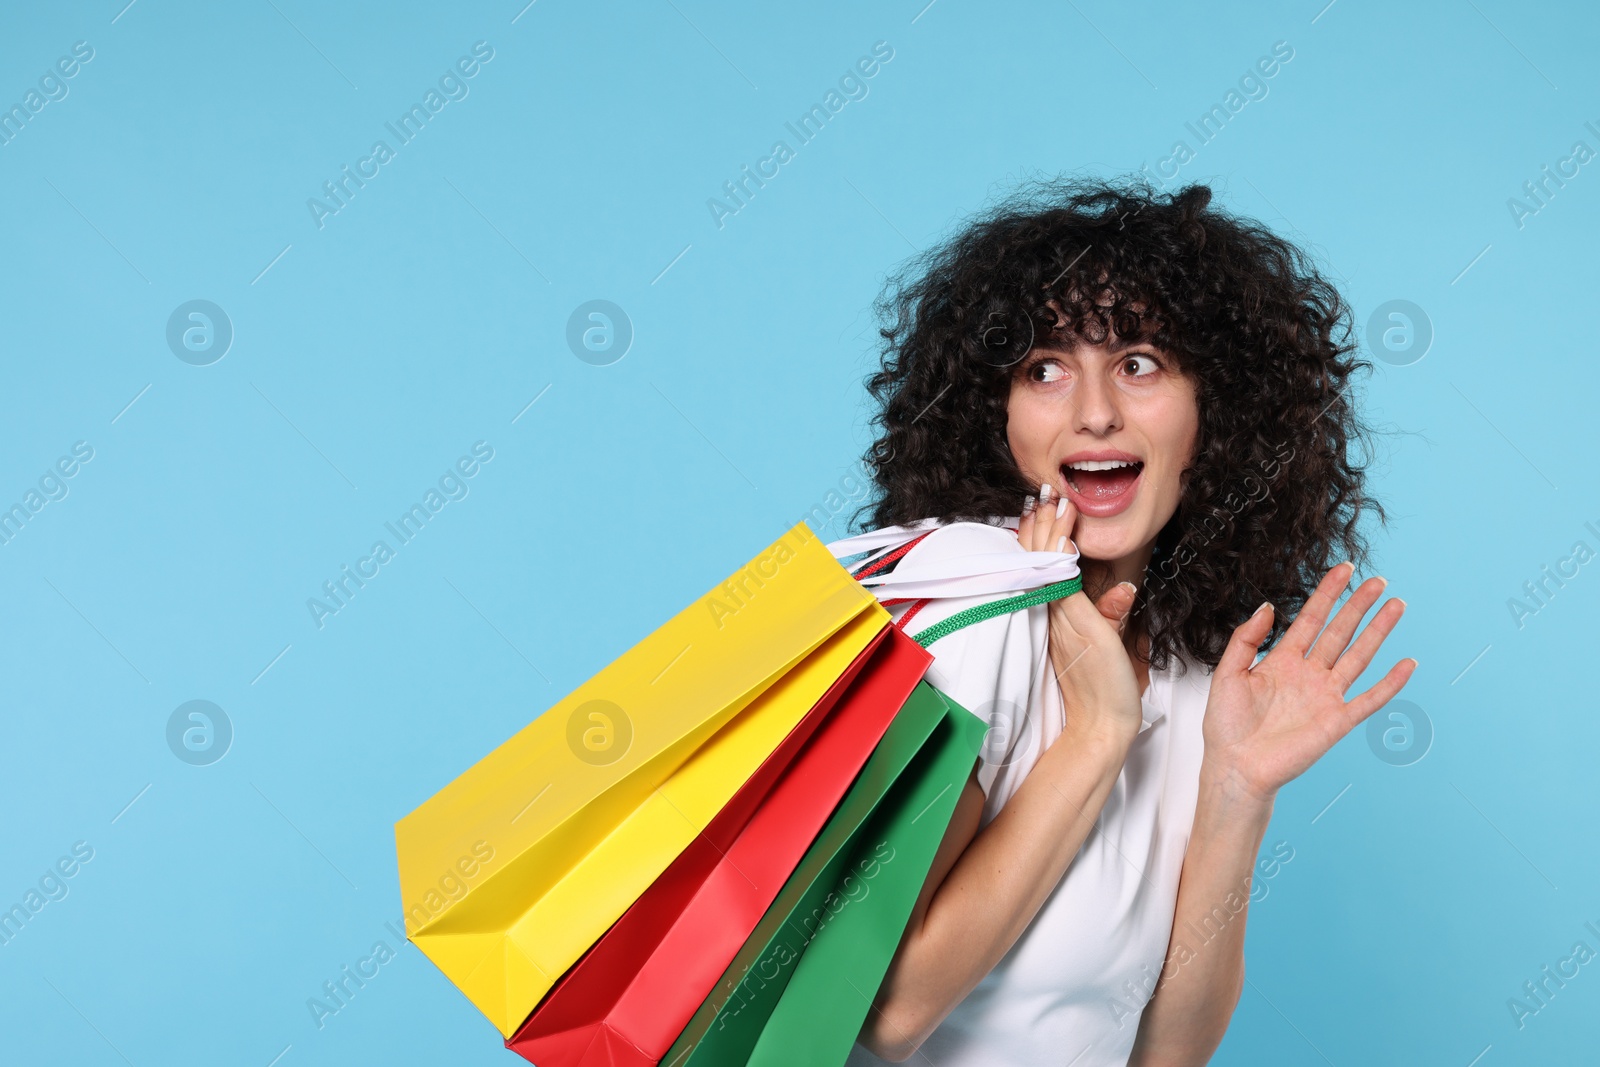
[749,688,986,1066]
[664,681,987,1067]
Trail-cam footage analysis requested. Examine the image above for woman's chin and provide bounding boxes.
[1071,510,1164,566]
[1075,539,1135,565]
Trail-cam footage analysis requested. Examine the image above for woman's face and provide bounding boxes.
[1006,336,1200,567]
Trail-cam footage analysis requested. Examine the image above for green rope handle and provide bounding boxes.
[908,576,1083,648]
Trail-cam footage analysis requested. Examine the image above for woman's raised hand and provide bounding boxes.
[1017,485,1144,745]
[1199,560,1418,803]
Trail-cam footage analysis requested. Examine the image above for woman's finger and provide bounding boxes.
[1017,491,1038,545]
[1341,655,1419,726]
[1330,597,1407,691]
[1049,493,1111,639]
[1054,582,1127,642]
[1308,575,1388,670]
[1216,600,1275,677]
[1093,582,1137,633]
[1048,490,1078,558]
[1030,482,1056,552]
[1280,561,1354,657]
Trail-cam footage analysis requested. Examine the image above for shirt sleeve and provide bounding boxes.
[887,523,1055,802]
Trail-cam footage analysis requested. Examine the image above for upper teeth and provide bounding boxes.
[1067,460,1138,471]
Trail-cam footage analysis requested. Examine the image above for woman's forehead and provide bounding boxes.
[1035,312,1171,355]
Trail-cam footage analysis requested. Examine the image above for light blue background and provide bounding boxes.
[1,1,1595,1064]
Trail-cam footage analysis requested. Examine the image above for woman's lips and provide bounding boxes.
[1062,462,1143,517]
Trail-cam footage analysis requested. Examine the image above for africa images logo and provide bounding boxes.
[306,441,494,629]
[706,41,895,230]
[307,41,495,230]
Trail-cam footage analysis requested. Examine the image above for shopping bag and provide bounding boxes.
[654,519,1081,1067]
[394,521,889,1037]
[748,688,986,1066]
[507,623,934,1067]
[662,681,987,1067]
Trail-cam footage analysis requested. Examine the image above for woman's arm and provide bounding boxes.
[1129,560,1416,1066]
[858,711,1139,1061]
[858,494,1144,1061]
[1125,771,1272,1065]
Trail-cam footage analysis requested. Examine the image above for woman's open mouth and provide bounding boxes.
[1061,457,1144,517]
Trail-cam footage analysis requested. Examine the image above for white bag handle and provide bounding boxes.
[825,517,1081,602]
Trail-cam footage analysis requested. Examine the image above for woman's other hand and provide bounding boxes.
[1200,560,1419,803]
[1017,485,1144,745]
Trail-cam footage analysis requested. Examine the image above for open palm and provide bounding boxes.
[1201,561,1418,803]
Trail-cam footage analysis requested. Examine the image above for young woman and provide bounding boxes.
[838,178,1416,1066]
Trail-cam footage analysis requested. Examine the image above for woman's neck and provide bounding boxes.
[1077,543,1155,601]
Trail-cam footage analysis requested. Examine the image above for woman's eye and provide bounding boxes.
[1031,360,1068,383]
[1122,354,1160,376]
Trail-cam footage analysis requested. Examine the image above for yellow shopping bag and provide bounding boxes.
[394,522,889,1036]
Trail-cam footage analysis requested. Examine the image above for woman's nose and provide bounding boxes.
[1071,372,1122,434]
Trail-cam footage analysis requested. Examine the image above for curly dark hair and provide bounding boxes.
[850,174,1386,673]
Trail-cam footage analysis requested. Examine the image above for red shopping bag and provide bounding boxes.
[506,623,933,1066]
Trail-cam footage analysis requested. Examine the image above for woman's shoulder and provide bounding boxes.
[897,525,1043,706]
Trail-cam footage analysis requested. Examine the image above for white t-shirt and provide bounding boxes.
[845,521,1213,1067]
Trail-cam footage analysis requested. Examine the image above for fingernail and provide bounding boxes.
[1039,482,1053,503]
[1056,535,1070,553]
[1022,495,1036,514]
[1118,581,1138,596]
[1394,597,1407,609]
[1255,600,1272,616]
[1056,495,1069,518]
